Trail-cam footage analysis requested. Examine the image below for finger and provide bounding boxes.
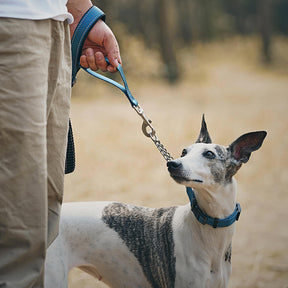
[107,64,117,73]
[95,52,108,72]
[86,48,98,71]
[105,38,122,72]
[107,49,121,73]
[80,55,89,68]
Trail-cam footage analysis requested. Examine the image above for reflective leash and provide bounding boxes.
[83,61,174,162]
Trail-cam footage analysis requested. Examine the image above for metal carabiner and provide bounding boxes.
[133,105,156,137]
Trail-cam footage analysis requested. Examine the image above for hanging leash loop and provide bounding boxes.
[66,5,106,174]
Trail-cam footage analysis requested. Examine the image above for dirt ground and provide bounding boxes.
[65,39,288,288]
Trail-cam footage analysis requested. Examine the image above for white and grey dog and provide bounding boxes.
[45,116,266,288]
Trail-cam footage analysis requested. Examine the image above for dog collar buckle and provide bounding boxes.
[212,218,219,229]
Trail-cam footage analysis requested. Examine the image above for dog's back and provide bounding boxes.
[46,201,179,288]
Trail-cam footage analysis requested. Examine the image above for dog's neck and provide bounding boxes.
[174,184,236,287]
[191,177,237,220]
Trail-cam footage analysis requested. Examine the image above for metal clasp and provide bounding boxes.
[133,105,156,137]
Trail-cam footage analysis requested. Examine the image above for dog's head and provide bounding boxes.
[167,115,267,189]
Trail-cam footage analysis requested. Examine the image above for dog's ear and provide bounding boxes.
[196,115,212,144]
[228,131,267,164]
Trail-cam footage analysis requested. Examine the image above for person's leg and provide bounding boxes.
[46,20,71,246]
[0,18,52,288]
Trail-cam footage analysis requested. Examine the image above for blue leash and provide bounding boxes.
[71,6,138,107]
[70,6,241,228]
[82,63,138,107]
[65,6,106,174]
[71,6,106,87]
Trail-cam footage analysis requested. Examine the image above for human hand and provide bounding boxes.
[79,20,121,73]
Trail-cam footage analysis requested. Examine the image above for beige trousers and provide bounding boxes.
[0,18,71,287]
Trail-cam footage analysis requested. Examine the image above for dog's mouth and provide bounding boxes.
[170,173,203,184]
[192,179,203,183]
[167,162,203,184]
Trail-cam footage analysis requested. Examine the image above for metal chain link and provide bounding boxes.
[148,133,174,161]
[133,104,174,162]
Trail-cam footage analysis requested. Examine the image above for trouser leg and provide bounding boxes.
[0,18,71,287]
[0,18,50,288]
[46,20,71,246]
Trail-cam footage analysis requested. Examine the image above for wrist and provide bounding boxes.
[67,0,93,36]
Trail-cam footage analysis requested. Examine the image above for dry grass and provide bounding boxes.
[65,37,288,288]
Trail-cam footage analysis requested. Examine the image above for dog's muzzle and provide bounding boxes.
[167,161,203,183]
[167,160,182,170]
[167,160,187,183]
[167,160,183,177]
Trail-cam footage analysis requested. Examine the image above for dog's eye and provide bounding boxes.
[203,150,216,159]
[181,149,187,157]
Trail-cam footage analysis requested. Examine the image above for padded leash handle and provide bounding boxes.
[71,6,106,87]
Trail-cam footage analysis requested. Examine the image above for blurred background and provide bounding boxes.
[66,0,288,287]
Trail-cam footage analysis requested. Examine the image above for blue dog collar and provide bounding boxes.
[186,187,241,228]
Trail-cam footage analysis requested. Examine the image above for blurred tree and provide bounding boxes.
[177,0,195,43]
[91,0,287,78]
[94,0,179,82]
[257,0,273,63]
[221,0,257,34]
[274,0,288,35]
[197,0,213,41]
[157,0,179,82]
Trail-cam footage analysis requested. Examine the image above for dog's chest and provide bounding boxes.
[102,203,177,288]
[172,205,232,288]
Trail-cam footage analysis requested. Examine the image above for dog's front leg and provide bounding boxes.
[45,235,69,288]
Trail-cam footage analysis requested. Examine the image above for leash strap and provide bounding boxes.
[69,8,241,227]
[82,61,138,107]
[69,6,172,162]
[66,6,105,174]
[65,119,75,174]
[82,59,174,162]
[186,187,241,228]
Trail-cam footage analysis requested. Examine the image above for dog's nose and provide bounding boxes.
[167,160,182,170]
